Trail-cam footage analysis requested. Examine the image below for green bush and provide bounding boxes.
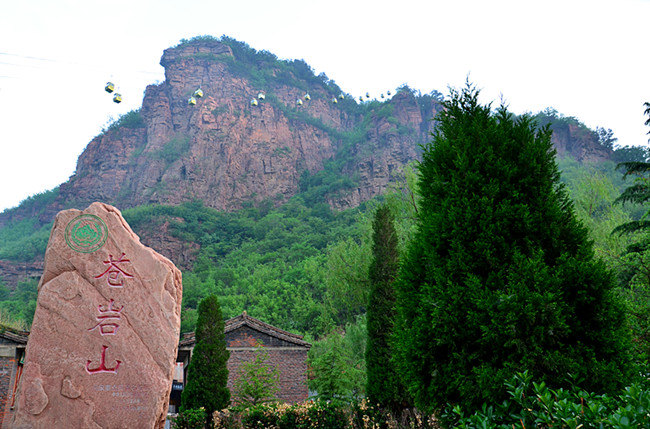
[172,408,208,429]
[444,371,650,429]
[241,403,280,428]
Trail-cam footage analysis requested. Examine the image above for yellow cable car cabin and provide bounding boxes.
[258,93,266,100]
[251,99,259,106]
[296,99,303,106]
[304,93,311,101]
[338,94,345,100]
[188,96,197,106]
[193,88,204,98]
[105,82,115,93]
[113,93,122,103]
[332,97,338,103]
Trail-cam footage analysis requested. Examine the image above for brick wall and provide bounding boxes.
[227,348,309,404]
[0,356,16,428]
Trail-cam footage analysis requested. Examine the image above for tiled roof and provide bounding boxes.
[179,312,311,348]
[0,325,29,344]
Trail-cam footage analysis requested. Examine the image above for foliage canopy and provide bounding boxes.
[394,85,632,413]
[365,205,408,411]
[181,295,230,423]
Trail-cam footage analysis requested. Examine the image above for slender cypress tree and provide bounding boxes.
[394,86,631,412]
[181,295,230,426]
[366,204,408,411]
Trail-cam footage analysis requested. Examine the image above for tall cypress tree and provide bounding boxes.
[366,204,408,411]
[394,86,631,412]
[181,295,230,425]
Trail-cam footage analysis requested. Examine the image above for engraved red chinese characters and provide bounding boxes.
[88,299,123,336]
[86,345,122,374]
[94,252,134,287]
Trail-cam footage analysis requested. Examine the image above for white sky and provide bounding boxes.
[1,0,648,212]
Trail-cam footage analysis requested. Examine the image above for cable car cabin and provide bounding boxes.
[365,92,370,98]
[331,98,338,103]
[304,94,311,101]
[258,93,265,100]
[193,89,204,98]
[387,90,391,96]
[251,99,259,106]
[359,96,363,102]
[380,94,384,99]
[338,94,345,99]
[105,82,115,93]
[113,93,122,103]
[296,99,303,106]
[188,96,197,106]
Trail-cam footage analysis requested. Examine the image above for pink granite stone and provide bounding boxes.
[11,203,182,428]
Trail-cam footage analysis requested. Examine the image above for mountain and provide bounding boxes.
[0,36,611,229]
[0,36,615,295]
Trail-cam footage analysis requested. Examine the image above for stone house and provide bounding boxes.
[172,312,311,412]
[0,328,27,428]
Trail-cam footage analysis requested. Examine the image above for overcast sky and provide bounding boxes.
[1,0,648,212]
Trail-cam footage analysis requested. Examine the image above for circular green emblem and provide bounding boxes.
[65,214,108,253]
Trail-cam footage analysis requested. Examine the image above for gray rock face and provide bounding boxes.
[11,203,182,429]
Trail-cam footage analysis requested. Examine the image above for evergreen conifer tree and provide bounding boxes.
[394,86,631,412]
[366,204,408,411]
[181,295,230,426]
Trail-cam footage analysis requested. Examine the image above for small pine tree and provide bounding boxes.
[366,204,408,411]
[181,295,230,426]
[232,344,280,407]
[394,85,632,413]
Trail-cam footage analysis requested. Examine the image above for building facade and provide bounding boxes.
[0,328,27,428]
[173,312,311,411]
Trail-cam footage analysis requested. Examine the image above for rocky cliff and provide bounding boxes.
[1,37,611,228]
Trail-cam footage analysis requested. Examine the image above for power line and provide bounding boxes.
[0,51,161,76]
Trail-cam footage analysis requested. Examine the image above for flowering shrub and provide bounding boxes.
[233,400,438,429]
[239,401,347,429]
[351,400,440,429]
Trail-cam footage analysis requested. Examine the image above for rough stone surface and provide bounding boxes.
[11,203,182,429]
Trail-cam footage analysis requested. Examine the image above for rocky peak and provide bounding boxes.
[159,39,234,69]
[1,37,612,230]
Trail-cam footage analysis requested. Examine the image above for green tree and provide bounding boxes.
[181,295,230,426]
[394,85,632,413]
[366,205,408,411]
[611,101,650,369]
[309,317,367,401]
[232,345,280,408]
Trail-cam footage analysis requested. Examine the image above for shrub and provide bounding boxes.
[240,403,280,428]
[444,371,650,429]
[172,408,208,429]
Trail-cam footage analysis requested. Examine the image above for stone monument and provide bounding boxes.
[11,203,183,428]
